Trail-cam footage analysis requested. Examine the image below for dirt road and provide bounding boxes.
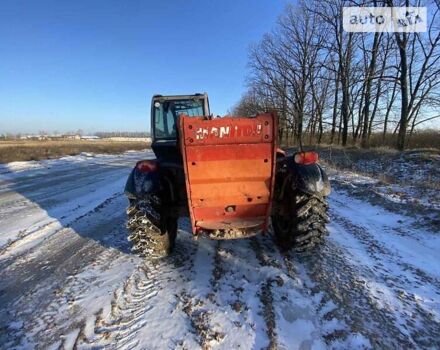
[0,151,439,349]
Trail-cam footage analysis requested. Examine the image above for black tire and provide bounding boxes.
[272,192,329,252]
[126,195,177,258]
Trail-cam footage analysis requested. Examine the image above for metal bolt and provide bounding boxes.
[225,205,235,213]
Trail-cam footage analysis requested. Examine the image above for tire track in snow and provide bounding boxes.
[200,238,271,349]
[0,152,143,259]
[70,224,200,349]
[255,234,330,350]
[35,248,123,347]
[0,193,131,348]
[174,235,220,349]
[0,191,124,263]
[332,201,440,290]
[0,219,60,258]
[67,262,167,349]
[299,234,421,348]
[249,237,279,350]
[89,264,159,349]
[329,210,440,348]
[166,233,281,349]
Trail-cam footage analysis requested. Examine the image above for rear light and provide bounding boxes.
[294,151,319,165]
[136,160,158,173]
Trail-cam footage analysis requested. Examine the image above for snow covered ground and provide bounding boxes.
[0,151,439,349]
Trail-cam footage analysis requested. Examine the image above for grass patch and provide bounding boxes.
[282,130,440,150]
[0,140,149,163]
[311,145,440,192]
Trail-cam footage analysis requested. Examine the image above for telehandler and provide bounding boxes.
[125,93,330,257]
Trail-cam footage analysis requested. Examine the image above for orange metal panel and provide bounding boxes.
[181,114,274,146]
[185,143,273,161]
[187,159,271,182]
[193,204,268,221]
[179,113,278,235]
[191,194,270,208]
[189,181,271,203]
[197,218,266,231]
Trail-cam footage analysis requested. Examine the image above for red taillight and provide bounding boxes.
[136,160,158,173]
[294,151,319,165]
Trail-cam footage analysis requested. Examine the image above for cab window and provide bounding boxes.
[154,99,204,140]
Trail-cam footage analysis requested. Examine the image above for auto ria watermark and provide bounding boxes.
[343,7,427,32]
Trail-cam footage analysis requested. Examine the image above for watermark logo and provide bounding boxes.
[343,7,427,32]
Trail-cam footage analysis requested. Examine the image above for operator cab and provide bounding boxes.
[151,93,210,163]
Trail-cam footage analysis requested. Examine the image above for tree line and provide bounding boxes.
[0,131,151,140]
[233,0,440,150]
[94,132,150,138]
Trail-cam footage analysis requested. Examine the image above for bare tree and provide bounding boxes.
[386,0,440,150]
[234,0,440,149]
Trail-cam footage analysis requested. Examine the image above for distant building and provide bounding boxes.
[106,137,151,143]
[80,135,100,140]
[62,134,81,140]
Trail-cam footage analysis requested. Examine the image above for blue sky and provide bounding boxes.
[0,0,287,134]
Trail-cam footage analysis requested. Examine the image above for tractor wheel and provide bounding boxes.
[272,192,329,252]
[126,196,177,258]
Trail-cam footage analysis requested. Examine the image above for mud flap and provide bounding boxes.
[124,162,160,199]
[285,157,331,197]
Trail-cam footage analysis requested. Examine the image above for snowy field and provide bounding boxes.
[0,150,439,349]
